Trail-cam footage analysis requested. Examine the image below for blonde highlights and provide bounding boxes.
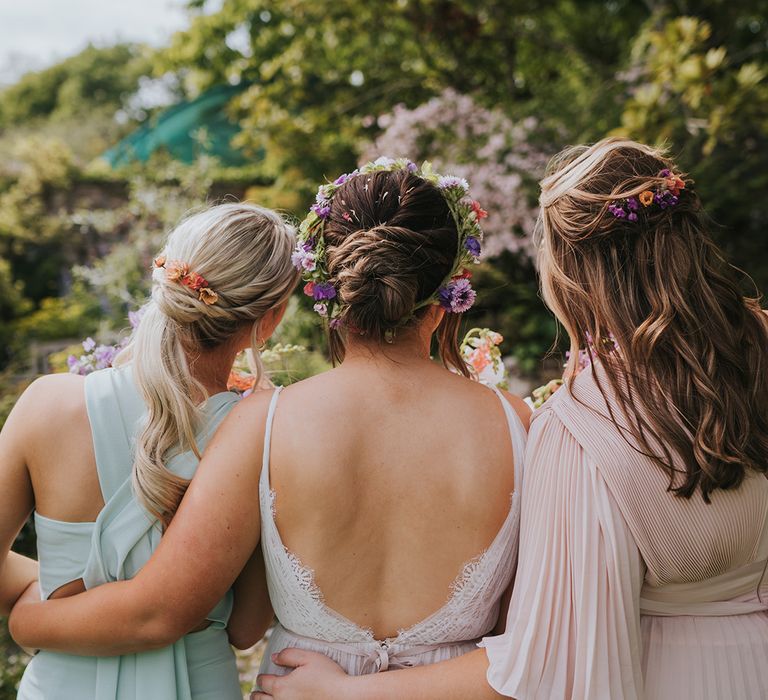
[116,203,299,526]
[538,137,768,500]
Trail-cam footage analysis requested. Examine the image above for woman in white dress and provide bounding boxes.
[9,160,531,690]
[250,139,768,700]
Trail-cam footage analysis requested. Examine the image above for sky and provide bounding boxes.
[0,0,208,85]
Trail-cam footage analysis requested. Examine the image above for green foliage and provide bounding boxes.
[0,44,152,128]
[619,14,768,291]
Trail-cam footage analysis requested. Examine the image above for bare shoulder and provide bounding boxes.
[6,373,86,436]
[497,388,532,431]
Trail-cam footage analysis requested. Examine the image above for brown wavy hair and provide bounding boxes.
[538,137,768,501]
[322,168,468,375]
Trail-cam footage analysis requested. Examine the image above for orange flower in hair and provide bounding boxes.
[153,255,166,268]
[639,190,654,206]
[199,287,219,305]
[182,271,207,292]
[165,261,189,282]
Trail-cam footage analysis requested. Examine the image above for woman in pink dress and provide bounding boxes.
[254,138,768,699]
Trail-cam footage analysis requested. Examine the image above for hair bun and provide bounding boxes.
[330,226,419,333]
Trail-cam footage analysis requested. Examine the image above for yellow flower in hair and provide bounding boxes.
[639,190,654,207]
[199,287,219,305]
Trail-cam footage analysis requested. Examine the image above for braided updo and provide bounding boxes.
[322,169,467,373]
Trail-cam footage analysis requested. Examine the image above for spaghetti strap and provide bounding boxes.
[490,386,527,493]
[260,386,284,490]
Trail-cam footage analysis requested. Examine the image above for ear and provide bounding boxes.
[256,301,289,342]
[422,303,445,333]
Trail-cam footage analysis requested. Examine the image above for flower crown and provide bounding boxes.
[153,256,219,305]
[607,168,687,222]
[293,156,487,326]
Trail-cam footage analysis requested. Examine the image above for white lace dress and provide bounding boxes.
[255,386,527,681]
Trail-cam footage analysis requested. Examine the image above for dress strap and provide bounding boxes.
[260,386,284,493]
[84,367,145,502]
[490,387,527,493]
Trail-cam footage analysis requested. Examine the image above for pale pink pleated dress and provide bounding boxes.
[482,363,768,700]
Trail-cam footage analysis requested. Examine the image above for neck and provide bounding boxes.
[341,326,434,370]
[186,344,239,399]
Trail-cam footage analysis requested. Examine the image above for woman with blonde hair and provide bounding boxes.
[245,138,768,699]
[0,202,298,698]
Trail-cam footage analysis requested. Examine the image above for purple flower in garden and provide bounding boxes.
[437,176,469,193]
[312,282,337,301]
[82,337,96,352]
[438,278,476,313]
[67,354,79,371]
[465,236,482,258]
[93,344,118,370]
[128,308,145,329]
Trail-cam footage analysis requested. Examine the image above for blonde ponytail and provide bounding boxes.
[115,203,299,526]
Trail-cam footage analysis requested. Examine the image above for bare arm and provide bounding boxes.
[228,542,274,649]
[252,647,505,700]
[0,552,38,615]
[9,392,274,655]
[0,382,38,615]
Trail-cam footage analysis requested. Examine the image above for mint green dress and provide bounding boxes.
[17,365,243,699]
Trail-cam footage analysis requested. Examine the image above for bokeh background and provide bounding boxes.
[1,0,766,695]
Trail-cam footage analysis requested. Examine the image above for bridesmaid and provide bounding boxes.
[251,138,768,699]
[0,203,298,699]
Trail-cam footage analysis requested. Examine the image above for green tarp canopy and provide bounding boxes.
[103,83,253,167]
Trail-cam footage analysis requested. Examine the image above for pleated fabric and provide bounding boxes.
[482,364,768,700]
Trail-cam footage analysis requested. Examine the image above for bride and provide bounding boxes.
[9,159,531,691]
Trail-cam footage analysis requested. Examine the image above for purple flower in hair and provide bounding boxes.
[628,212,638,222]
[438,278,476,313]
[465,236,481,258]
[311,203,331,219]
[329,317,343,330]
[313,303,328,317]
[313,282,337,301]
[627,197,639,211]
[406,160,418,173]
[334,173,350,185]
[608,204,627,219]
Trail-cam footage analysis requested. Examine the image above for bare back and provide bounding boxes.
[266,359,529,639]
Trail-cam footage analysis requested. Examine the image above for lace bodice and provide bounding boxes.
[258,386,527,646]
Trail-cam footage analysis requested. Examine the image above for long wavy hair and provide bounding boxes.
[115,203,299,527]
[537,137,768,501]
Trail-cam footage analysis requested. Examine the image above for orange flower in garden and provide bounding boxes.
[227,369,255,392]
[467,347,491,374]
[165,261,189,282]
[199,287,219,305]
[639,190,654,206]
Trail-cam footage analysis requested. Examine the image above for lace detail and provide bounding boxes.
[269,488,277,518]
[283,548,324,604]
[258,384,527,648]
